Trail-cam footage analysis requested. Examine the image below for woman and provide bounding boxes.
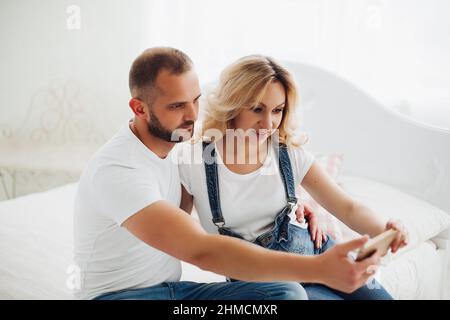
[177,55,408,300]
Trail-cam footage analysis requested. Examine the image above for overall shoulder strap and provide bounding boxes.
[202,141,226,227]
[277,143,298,206]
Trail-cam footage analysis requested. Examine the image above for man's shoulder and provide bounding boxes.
[77,136,141,188]
[89,125,143,166]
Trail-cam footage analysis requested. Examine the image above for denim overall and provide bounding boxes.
[202,141,334,261]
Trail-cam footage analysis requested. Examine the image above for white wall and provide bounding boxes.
[1,0,449,140]
[0,0,146,199]
[0,0,449,199]
[0,0,145,143]
[142,0,450,130]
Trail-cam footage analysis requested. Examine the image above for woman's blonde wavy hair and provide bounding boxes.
[201,55,305,147]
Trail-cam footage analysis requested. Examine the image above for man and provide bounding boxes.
[73,47,381,300]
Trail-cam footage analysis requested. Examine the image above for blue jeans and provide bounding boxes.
[276,225,393,300]
[227,223,393,300]
[303,282,393,300]
[93,281,308,300]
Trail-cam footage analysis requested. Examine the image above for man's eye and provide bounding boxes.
[170,104,183,109]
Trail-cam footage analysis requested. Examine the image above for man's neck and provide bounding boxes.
[129,119,174,159]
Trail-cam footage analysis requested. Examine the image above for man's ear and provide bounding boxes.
[129,98,147,118]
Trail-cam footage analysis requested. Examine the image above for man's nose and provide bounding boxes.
[184,102,198,121]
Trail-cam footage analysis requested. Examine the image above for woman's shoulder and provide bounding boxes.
[176,137,207,169]
[284,143,315,165]
[177,137,203,152]
[284,141,311,152]
[281,133,311,154]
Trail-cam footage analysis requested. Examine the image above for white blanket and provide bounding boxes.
[0,182,448,299]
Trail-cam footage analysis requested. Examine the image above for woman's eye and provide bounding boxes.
[273,108,284,114]
[252,106,263,113]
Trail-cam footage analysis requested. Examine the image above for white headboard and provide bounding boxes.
[284,61,450,214]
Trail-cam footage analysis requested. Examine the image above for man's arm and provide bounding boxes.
[122,200,381,292]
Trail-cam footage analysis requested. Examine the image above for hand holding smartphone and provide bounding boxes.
[355,229,400,262]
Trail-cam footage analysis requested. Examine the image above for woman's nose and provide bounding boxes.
[259,115,272,130]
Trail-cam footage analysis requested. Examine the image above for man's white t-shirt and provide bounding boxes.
[178,140,315,241]
[73,121,182,300]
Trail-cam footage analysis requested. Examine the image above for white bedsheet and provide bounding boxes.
[0,182,447,299]
[0,183,75,299]
[377,241,443,299]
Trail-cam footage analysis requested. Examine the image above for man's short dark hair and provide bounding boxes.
[129,47,193,105]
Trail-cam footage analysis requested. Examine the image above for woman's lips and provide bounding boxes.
[257,130,270,137]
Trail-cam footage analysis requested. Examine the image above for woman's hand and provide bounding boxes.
[295,202,328,249]
[385,219,409,253]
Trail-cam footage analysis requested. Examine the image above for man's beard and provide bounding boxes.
[147,109,194,143]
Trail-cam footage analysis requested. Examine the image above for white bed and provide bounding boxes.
[0,62,449,299]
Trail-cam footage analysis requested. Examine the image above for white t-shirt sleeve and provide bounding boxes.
[290,146,315,184]
[93,166,163,226]
[177,144,193,195]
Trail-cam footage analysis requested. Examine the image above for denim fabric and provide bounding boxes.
[202,141,393,300]
[93,281,308,300]
[302,282,393,300]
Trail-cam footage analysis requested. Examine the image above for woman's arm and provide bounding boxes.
[180,185,194,214]
[301,161,385,237]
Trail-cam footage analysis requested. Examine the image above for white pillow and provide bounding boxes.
[338,175,450,251]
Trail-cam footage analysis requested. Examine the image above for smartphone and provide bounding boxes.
[355,229,399,261]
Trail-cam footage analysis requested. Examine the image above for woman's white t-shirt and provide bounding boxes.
[178,140,315,241]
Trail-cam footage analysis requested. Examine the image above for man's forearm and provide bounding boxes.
[193,233,322,284]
